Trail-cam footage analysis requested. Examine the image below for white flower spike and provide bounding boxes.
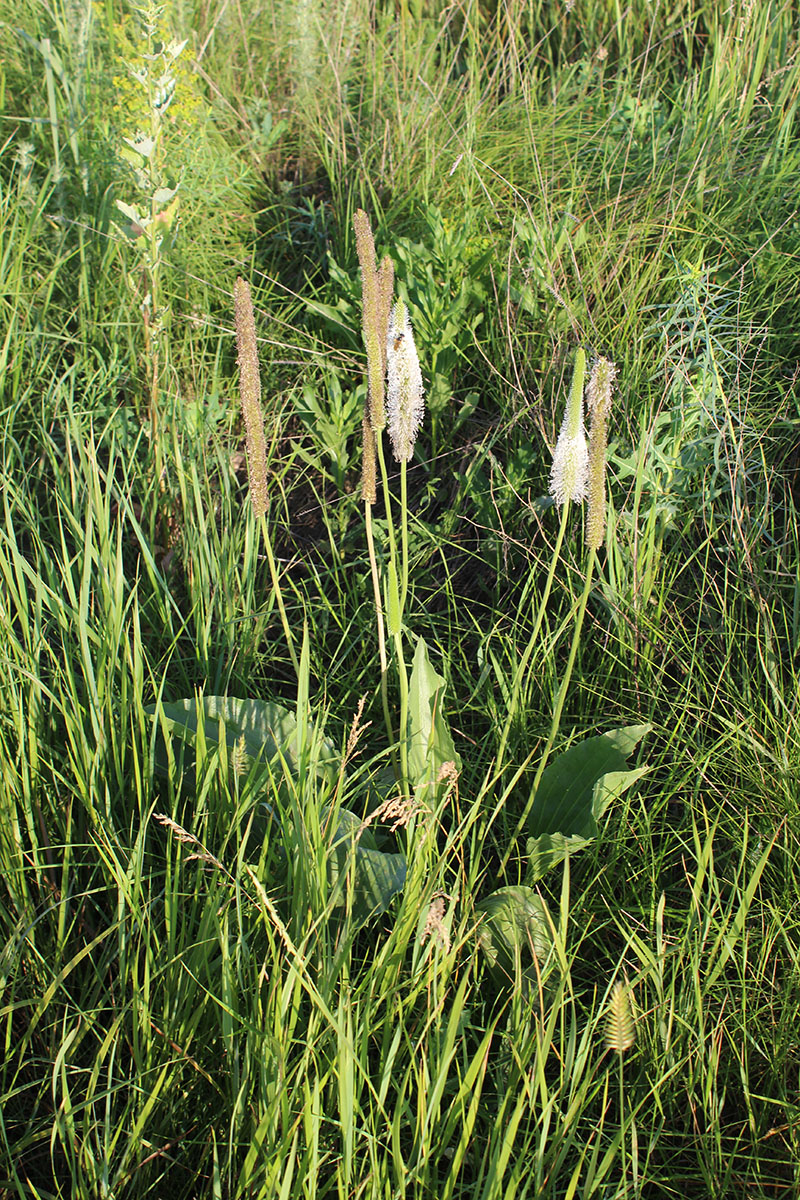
[549,347,589,506]
[386,299,424,462]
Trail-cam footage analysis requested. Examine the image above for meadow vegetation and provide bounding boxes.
[1,0,800,1195]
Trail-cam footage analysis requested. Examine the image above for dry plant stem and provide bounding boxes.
[376,434,400,628]
[499,548,597,875]
[618,1056,630,1194]
[365,500,396,761]
[258,513,300,678]
[496,500,572,770]
[393,628,410,796]
[375,433,409,792]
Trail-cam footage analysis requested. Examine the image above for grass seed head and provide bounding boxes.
[605,979,636,1054]
[361,412,377,504]
[354,209,390,433]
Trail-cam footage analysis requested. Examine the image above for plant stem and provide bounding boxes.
[376,434,410,796]
[365,500,396,758]
[393,629,410,794]
[400,459,410,615]
[375,435,400,607]
[258,513,300,678]
[496,499,571,769]
[499,548,597,875]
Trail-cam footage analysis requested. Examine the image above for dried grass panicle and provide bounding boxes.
[234,277,269,517]
[437,760,459,799]
[586,356,617,551]
[153,813,226,873]
[358,792,428,838]
[422,893,451,953]
[345,696,371,763]
[605,979,636,1054]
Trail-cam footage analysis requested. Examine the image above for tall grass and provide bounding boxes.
[1,0,800,1196]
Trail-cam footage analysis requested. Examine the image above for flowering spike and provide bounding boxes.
[361,413,377,504]
[234,277,268,517]
[386,299,424,463]
[354,209,387,432]
[605,980,636,1054]
[549,347,588,506]
[586,356,617,551]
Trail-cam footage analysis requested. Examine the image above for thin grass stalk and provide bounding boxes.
[365,509,394,753]
[374,423,410,792]
[495,498,571,770]
[499,550,597,874]
[400,458,410,616]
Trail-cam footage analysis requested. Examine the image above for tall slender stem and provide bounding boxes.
[258,513,300,679]
[496,500,571,770]
[499,549,597,874]
[365,500,395,759]
[393,630,410,794]
[400,459,410,616]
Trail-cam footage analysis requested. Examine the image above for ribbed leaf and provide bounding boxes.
[147,695,337,785]
[326,808,406,924]
[527,724,651,840]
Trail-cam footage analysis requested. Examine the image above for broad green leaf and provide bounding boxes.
[147,696,337,785]
[526,831,594,883]
[592,766,651,824]
[527,724,650,840]
[326,808,406,924]
[152,185,179,206]
[476,886,554,980]
[114,199,143,223]
[407,638,460,790]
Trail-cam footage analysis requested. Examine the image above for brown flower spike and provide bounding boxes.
[234,277,269,517]
[585,356,617,552]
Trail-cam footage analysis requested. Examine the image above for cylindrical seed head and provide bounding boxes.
[361,413,377,504]
[234,277,269,517]
[354,210,389,432]
[549,347,589,506]
[386,299,424,463]
[585,356,616,551]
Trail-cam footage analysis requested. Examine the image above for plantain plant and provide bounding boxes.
[147,216,649,980]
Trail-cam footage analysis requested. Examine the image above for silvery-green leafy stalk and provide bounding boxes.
[386,299,424,463]
[549,346,588,506]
